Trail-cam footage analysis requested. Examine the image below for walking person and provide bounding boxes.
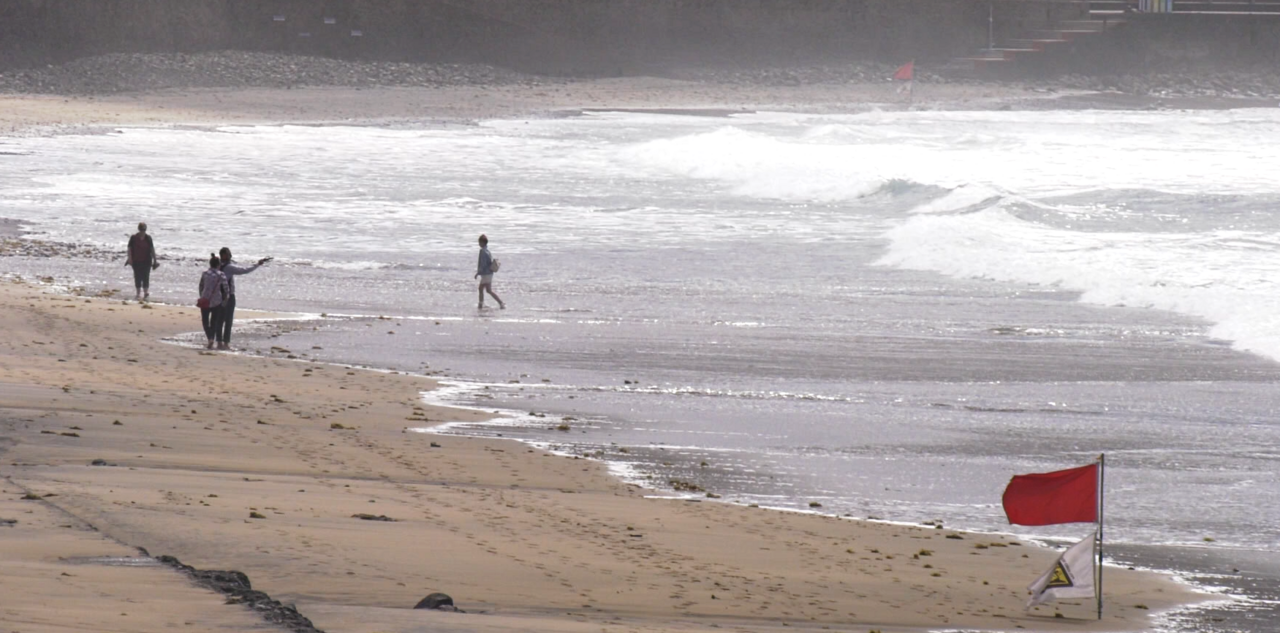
[475,234,504,310]
[218,247,272,351]
[198,254,230,350]
[124,222,159,301]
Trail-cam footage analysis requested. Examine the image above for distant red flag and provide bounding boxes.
[892,61,914,81]
[1002,463,1098,526]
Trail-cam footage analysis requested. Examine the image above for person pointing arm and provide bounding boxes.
[217,246,272,350]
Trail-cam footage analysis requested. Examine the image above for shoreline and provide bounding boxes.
[1,77,1275,140]
[0,268,1207,633]
[0,80,1240,631]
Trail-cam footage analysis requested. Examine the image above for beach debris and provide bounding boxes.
[0,518,16,527]
[414,592,462,612]
[808,501,822,508]
[351,513,396,522]
[20,493,41,500]
[248,511,266,519]
[90,458,113,466]
[669,479,703,492]
[429,442,441,448]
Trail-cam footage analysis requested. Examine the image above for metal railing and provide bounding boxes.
[1090,0,1280,13]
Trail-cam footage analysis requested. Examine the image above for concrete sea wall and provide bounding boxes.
[0,0,1043,73]
[1,1,1276,75]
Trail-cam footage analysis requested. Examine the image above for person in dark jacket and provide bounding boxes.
[218,247,272,351]
[125,222,159,301]
[198,254,230,350]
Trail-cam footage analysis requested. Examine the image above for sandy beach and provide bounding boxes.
[0,81,1210,633]
[0,76,1108,137]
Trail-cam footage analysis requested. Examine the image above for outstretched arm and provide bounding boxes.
[224,257,271,275]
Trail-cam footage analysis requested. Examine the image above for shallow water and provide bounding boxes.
[4,108,1280,631]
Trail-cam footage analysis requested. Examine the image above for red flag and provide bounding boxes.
[892,61,914,81]
[1002,463,1098,526]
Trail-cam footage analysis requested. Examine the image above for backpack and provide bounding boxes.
[197,270,224,308]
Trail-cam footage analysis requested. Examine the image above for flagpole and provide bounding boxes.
[1096,453,1105,620]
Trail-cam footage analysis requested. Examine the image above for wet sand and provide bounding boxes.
[0,274,1202,633]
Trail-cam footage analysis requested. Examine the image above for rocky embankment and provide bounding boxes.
[0,52,950,96]
[674,62,1280,100]
[1052,69,1280,101]
[0,51,557,95]
[0,50,1277,102]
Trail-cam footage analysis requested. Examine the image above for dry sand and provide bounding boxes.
[0,77,1072,135]
[0,83,1205,632]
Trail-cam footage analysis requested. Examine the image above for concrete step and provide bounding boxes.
[1057,19,1114,30]
[1006,38,1069,51]
[1027,28,1109,40]
[971,48,1039,61]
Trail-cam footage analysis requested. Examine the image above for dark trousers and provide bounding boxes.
[131,262,151,290]
[201,305,226,343]
[220,294,237,344]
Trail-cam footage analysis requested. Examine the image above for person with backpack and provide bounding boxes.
[197,254,230,350]
[218,247,272,351]
[124,222,159,301]
[475,234,505,310]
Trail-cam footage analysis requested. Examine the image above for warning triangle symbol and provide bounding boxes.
[1046,562,1074,589]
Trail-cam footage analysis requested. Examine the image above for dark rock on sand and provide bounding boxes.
[0,236,120,260]
[414,592,462,611]
[156,555,324,633]
[351,513,396,522]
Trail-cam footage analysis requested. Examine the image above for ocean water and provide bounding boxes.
[3,108,1280,631]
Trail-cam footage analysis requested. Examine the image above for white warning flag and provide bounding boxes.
[1027,530,1097,608]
